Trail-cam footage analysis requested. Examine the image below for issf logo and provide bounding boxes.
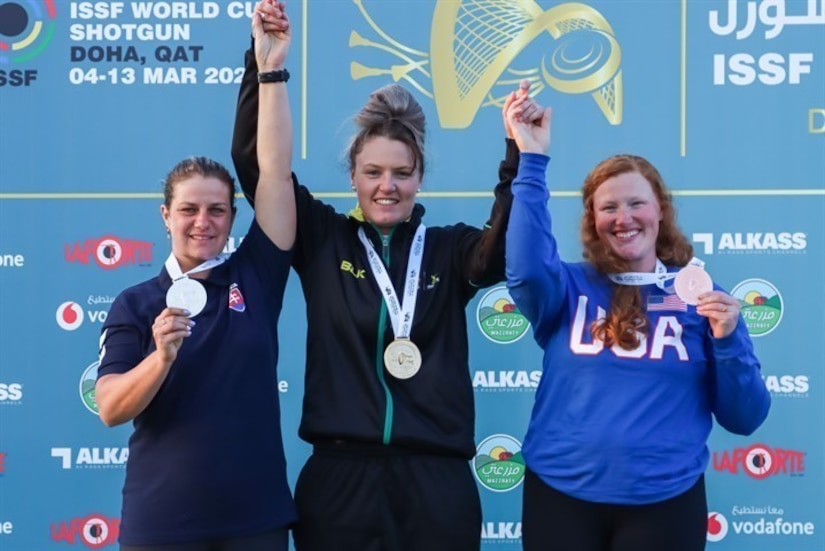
[473,434,526,492]
[476,287,530,344]
[0,1,57,64]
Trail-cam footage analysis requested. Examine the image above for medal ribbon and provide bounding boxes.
[164,253,229,282]
[357,224,426,340]
[608,257,705,290]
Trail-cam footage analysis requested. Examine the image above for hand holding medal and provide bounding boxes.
[695,290,740,339]
[152,307,195,364]
[673,261,739,339]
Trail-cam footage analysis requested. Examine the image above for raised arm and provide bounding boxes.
[504,96,566,345]
[462,82,543,287]
[231,31,262,206]
[252,0,295,250]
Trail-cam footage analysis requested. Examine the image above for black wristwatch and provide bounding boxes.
[258,69,290,83]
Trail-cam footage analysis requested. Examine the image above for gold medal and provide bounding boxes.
[384,339,422,379]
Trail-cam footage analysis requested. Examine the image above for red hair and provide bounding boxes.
[580,155,693,350]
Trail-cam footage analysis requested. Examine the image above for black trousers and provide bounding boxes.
[120,528,288,551]
[293,442,481,551]
[522,469,707,551]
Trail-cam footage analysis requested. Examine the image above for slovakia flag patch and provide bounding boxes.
[228,283,246,312]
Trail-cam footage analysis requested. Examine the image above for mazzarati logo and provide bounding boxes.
[730,279,783,337]
[707,511,729,542]
[0,1,57,64]
[477,287,530,344]
[79,362,99,415]
[692,232,806,255]
[473,434,526,492]
[712,443,805,478]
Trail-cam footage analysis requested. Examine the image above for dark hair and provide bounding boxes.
[580,154,693,350]
[347,84,426,176]
[163,156,237,212]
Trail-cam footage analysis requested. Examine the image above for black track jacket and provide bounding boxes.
[231,46,518,459]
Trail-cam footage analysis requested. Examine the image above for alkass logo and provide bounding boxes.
[65,236,152,269]
[482,521,522,542]
[692,232,807,255]
[712,444,805,478]
[0,383,23,403]
[51,447,128,469]
[473,370,541,391]
[763,374,809,397]
[0,452,6,475]
[56,301,109,330]
[707,511,729,542]
[51,514,119,550]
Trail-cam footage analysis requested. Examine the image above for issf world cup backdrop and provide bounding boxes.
[0,1,823,549]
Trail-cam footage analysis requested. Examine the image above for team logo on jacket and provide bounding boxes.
[476,287,529,344]
[730,279,783,337]
[473,434,526,492]
[228,283,246,312]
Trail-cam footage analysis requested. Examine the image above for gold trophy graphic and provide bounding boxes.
[350,0,623,128]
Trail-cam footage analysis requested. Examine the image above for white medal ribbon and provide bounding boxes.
[164,253,229,316]
[608,259,673,290]
[357,225,426,340]
[608,257,705,291]
[164,253,229,281]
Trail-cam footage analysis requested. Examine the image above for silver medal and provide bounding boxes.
[166,277,207,317]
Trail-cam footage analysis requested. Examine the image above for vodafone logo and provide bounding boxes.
[56,302,84,331]
[707,512,729,542]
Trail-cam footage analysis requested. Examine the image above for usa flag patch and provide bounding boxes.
[647,294,687,312]
[228,283,246,312]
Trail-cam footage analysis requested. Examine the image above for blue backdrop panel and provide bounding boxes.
[1,1,823,549]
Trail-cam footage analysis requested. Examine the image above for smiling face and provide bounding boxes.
[352,135,420,233]
[161,175,234,273]
[592,171,662,272]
